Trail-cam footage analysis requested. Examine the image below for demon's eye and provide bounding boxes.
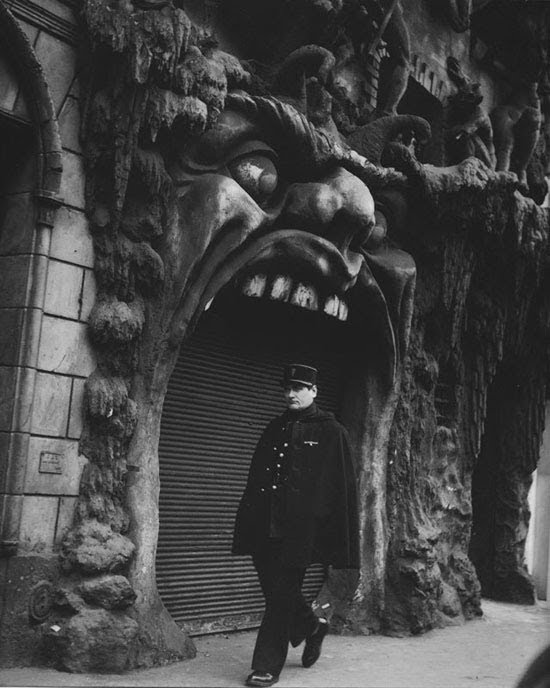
[228,154,278,204]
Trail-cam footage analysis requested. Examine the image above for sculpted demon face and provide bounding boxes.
[161,93,415,393]
[151,92,416,621]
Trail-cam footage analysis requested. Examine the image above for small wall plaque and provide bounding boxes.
[39,451,63,474]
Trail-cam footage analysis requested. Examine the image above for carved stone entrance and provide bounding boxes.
[156,291,348,634]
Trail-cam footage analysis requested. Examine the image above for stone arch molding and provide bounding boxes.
[0,3,62,217]
[0,4,63,555]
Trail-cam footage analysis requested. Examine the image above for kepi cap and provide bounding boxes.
[282,363,317,387]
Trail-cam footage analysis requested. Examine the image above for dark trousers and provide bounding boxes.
[251,541,319,677]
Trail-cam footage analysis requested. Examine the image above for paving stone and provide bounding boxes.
[24,436,86,496]
[50,206,94,268]
[44,260,84,320]
[37,315,95,377]
[30,371,72,437]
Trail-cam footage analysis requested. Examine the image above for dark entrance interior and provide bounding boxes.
[156,289,355,635]
[469,363,535,603]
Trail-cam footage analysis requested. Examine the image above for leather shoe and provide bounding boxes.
[302,618,329,668]
[245,671,279,687]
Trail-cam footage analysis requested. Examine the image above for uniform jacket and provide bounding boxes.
[232,404,360,569]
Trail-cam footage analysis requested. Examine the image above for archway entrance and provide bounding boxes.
[156,289,351,635]
[469,362,535,603]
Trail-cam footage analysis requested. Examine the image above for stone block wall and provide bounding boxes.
[0,0,89,558]
[0,0,92,664]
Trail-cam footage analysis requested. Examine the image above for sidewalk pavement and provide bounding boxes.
[1,600,549,688]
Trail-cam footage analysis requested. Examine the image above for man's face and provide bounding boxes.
[283,383,317,410]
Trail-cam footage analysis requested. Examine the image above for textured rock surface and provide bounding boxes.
[78,575,136,610]
[60,522,134,574]
[47,608,139,673]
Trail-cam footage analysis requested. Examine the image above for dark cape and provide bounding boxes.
[232,404,360,569]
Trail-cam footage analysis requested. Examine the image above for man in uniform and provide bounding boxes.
[232,364,360,687]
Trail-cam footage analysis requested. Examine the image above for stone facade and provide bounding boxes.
[0,0,94,665]
[0,0,548,674]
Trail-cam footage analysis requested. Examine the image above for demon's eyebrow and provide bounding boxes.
[226,92,404,192]
[225,92,338,178]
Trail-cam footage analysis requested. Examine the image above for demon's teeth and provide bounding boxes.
[290,282,318,310]
[270,275,292,302]
[338,300,348,321]
[241,274,347,320]
[242,274,267,298]
[324,295,340,317]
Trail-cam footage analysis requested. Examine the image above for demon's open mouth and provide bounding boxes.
[211,228,365,322]
[168,100,415,387]
[190,228,364,327]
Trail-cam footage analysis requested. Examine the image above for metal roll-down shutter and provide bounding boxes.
[156,297,347,635]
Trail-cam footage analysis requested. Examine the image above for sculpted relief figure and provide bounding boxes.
[365,0,411,117]
[484,5,547,192]
[491,80,542,190]
[445,56,495,168]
